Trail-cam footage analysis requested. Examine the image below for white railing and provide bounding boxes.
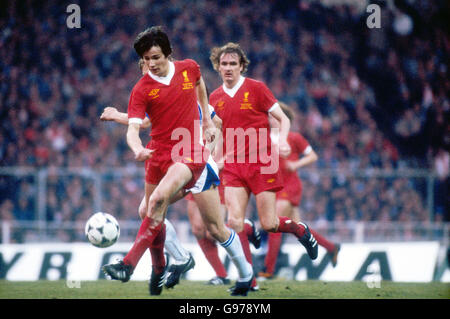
[0,166,446,244]
[1,219,448,245]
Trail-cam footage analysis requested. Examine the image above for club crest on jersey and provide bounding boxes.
[148,89,160,99]
[182,70,194,90]
[240,91,252,109]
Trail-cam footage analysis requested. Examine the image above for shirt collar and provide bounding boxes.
[223,75,245,98]
[147,61,175,85]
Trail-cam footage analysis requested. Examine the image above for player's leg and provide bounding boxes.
[243,218,262,249]
[139,189,187,219]
[145,163,194,294]
[113,163,192,294]
[255,191,318,260]
[188,198,229,284]
[259,199,291,278]
[294,207,341,267]
[225,187,254,266]
[218,182,260,251]
[102,183,157,283]
[146,163,193,225]
[291,206,301,223]
[138,196,195,278]
[136,183,191,268]
[121,182,164,272]
[138,195,147,220]
[225,183,260,250]
[164,218,195,289]
[226,186,250,233]
[164,218,192,266]
[193,187,254,296]
[223,186,259,293]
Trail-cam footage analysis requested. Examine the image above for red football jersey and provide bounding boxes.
[127,59,201,147]
[279,131,311,183]
[209,77,278,164]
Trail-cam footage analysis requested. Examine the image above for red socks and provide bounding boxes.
[261,216,305,275]
[262,217,335,275]
[149,223,166,274]
[243,222,253,237]
[237,230,258,288]
[197,237,228,278]
[277,216,306,237]
[310,228,335,252]
[123,217,166,273]
[264,232,282,275]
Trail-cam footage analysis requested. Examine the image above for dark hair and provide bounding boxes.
[210,42,250,74]
[133,26,172,58]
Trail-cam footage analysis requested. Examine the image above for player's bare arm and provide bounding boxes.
[100,106,128,124]
[205,114,223,153]
[286,148,318,172]
[126,122,153,161]
[100,107,151,129]
[212,114,222,131]
[269,105,291,157]
[196,76,216,144]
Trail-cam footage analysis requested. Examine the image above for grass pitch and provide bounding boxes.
[1,279,448,299]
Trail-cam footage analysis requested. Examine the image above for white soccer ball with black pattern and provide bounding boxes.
[85,212,120,248]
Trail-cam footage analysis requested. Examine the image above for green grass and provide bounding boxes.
[1,279,448,299]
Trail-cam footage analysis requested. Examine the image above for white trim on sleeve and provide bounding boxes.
[268,102,280,113]
[128,118,143,125]
[303,145,312,155]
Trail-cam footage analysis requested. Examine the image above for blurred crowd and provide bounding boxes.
[0,0,448,240]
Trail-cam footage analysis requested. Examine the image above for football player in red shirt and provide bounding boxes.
[101,59,261,290]
[102,27,253,296]
[259,102,340,278]
[209,43,319,288]
[100,105,261,288]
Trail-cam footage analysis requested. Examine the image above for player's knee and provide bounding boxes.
[138,207,146,220]
[260,219,278,233]
[205,230,216,242]
[191,225,206,238]
[205,224,221,240]
[138,202,147,220]
[148,191,169,214]
[227,216,244,233]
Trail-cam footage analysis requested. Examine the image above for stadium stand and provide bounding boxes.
[0,0,448,243]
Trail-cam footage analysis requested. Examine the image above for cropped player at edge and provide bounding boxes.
[101,27,254,297]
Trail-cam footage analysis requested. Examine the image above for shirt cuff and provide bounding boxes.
[128,117,143,125]
[268,102,280,113]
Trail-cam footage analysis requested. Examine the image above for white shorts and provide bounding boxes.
[188,155,220,194]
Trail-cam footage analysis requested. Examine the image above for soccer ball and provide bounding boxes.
[85,212,120,248]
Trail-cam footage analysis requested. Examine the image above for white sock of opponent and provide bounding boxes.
[220,228,253,282]
[164,219,191,264]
